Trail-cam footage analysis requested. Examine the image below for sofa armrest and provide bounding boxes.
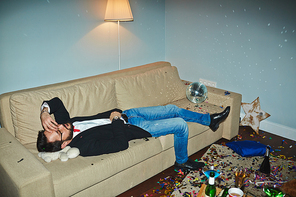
[0,128,55,197]
[206,86,242,140]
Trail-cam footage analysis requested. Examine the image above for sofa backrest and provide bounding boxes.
[0,61,171,141]
[115,66,186,110]
[10,79,117,144]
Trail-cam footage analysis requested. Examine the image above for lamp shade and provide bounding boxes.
[104,0,133,22]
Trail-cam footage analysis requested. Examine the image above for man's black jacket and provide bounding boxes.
[45,97,151,156]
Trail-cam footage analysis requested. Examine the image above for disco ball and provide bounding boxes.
[186,82,208,103]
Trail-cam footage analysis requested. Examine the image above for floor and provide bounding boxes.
[117,126,296,197]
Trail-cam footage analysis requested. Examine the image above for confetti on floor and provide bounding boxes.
[171,144,296,197]
[136,126,295,197]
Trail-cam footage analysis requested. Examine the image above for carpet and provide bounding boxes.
[171,144,296,197]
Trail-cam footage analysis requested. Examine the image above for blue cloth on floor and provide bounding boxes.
[226,140,272,157]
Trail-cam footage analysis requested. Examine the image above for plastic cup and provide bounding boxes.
[228,188,244,197]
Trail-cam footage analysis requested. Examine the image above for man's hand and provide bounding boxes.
[40,107,58,132]
[110,111,122,121]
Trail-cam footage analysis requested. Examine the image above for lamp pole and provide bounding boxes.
[104,0,134,70]
[118,20,121,70]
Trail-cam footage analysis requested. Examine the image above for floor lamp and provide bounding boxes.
[104,0,133,70]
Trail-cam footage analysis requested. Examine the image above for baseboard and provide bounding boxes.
[240,113,296,141]
[260,121,296,141]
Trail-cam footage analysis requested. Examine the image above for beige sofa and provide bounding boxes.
[0,61,242,197]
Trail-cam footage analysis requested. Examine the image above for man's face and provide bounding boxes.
[44,123,73,143]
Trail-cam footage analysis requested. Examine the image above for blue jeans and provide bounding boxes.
[123,104,211,164]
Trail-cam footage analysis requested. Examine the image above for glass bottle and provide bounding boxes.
[205,171,216,197]
[263,186,285,197]
[220,187,229,197]
[259,146,271,175]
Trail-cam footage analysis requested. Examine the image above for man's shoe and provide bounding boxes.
[209,106,230,132]
[174,158,205,171]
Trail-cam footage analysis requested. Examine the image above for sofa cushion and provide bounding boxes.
[169,97,226,115]
[28,137,162,197]
[10,78,117,145]
[115,66,187,110]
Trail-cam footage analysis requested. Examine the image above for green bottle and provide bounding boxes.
[263,187,285,197]
[220,187,229,197]
[205,171,216,197]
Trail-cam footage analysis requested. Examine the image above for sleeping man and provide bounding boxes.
[37,97,230,171]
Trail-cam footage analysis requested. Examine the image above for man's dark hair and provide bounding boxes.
[37,123,74,152]
[37,130,63,152]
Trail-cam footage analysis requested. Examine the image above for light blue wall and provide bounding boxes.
[0,0,165,94]
[1,0,295,138]
[165,0,296,134]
